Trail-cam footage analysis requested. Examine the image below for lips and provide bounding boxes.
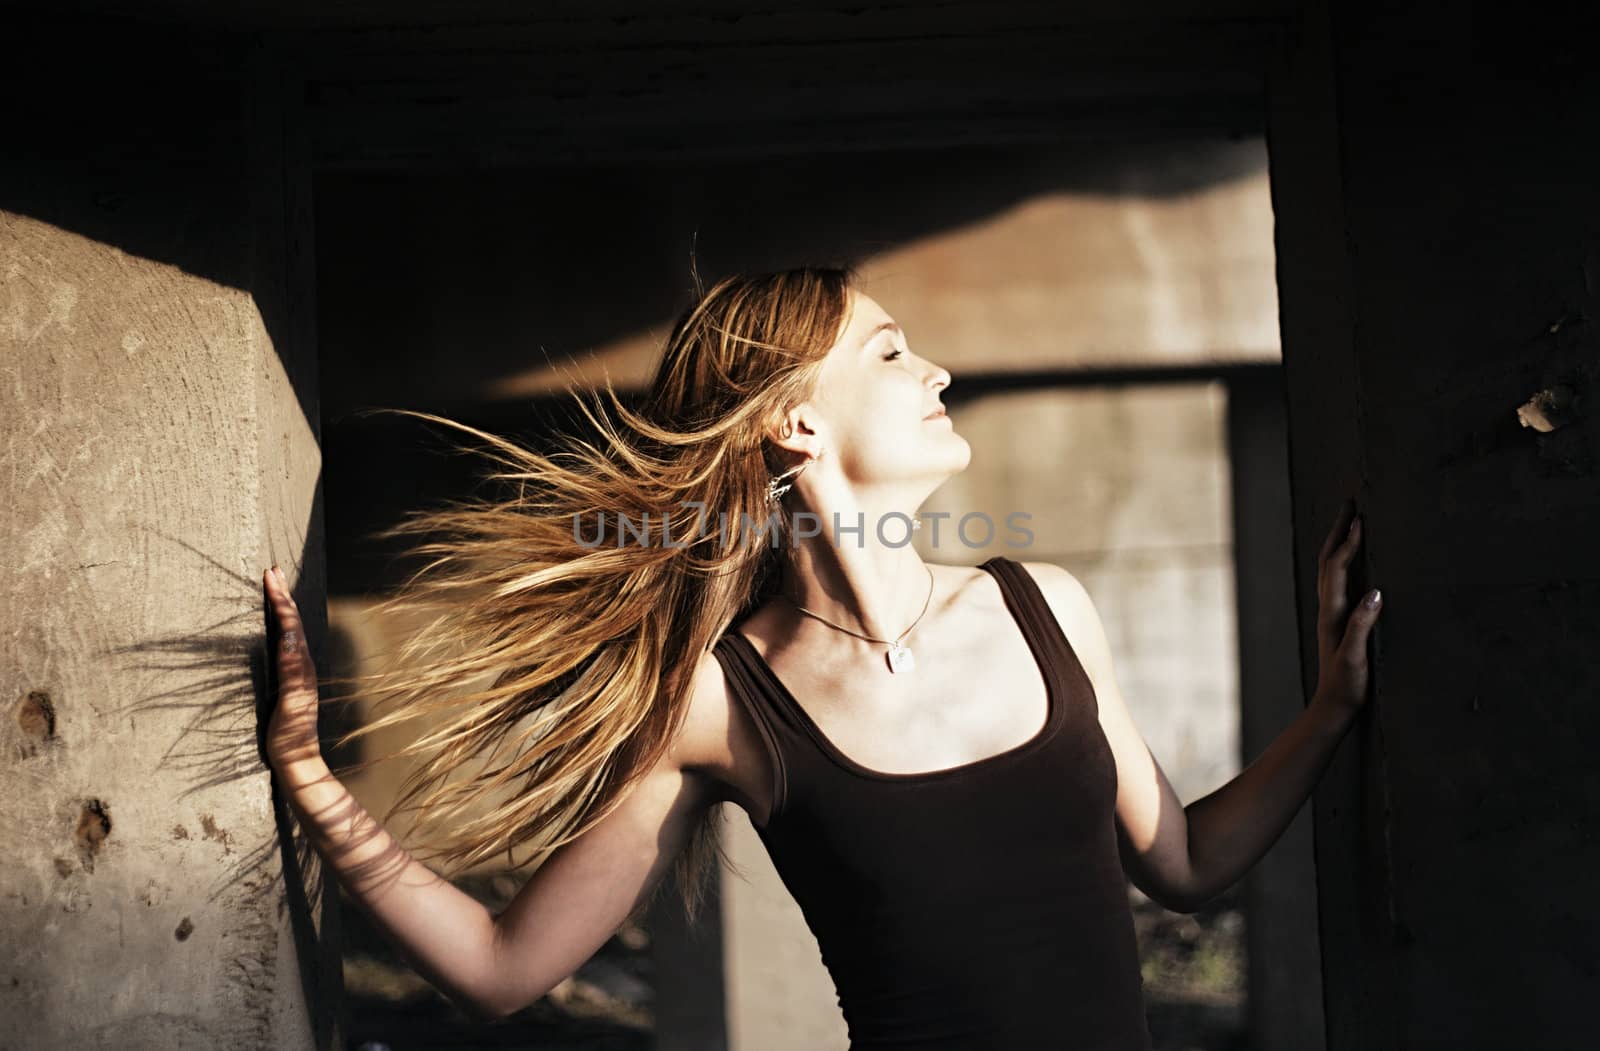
[923,407,947,420]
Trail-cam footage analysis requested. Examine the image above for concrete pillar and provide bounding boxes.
[0,19,336,1049]
[1228,369,1326,1049]
[1268,2,1600,1047]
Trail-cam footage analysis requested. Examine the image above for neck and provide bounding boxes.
[776,507,932,642]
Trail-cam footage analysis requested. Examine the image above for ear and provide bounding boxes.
[767,405,824,459]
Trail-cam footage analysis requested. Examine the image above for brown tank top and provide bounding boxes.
[710,556,1152,1050]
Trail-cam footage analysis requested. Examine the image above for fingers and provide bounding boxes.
[1318,498,1356,564]
[1317,502,1381,665]
[263,567,325,765]
[264,566,316,690]
[1338,588,1384,663]
[1324,515,1360,593]
[1313,502,1383,705]
[1321,503,1360,568]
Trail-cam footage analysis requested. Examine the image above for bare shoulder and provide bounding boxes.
[1015,559,1089,613]
[1014,560,1108,676]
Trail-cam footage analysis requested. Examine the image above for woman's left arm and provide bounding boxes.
[1026,502,1383,913]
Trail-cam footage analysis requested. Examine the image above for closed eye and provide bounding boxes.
[883,348,904,361]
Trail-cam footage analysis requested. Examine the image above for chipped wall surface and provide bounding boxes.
[0,208,322,1050]
[0,22,331,1046]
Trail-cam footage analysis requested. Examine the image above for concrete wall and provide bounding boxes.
[1269,2,1600,1047]
[314,139,1276,421]
[1229,370,1326,1050]
[0,22,335,1050]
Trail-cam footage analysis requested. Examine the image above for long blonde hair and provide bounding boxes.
[322,265,857,924]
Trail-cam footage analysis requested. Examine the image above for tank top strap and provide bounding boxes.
[710,633,794,822]
[712,559,1092,826]
[976,556,1091,702]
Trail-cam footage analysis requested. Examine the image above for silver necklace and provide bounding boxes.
[781,564,935,675]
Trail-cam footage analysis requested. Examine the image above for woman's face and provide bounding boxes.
[801,290,971,490]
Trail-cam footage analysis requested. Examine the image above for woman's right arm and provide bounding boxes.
[263,567,727,1022]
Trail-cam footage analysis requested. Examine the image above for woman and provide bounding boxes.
[263,266,1382,1049]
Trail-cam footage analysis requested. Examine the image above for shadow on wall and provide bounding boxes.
[313,138,1267,421]
[3,19,321,433]
[314,139,1270,592]
[73,498,342,1051]
[3,14,1264,439]
[3,17,1268,602]
[6,24,335,1034]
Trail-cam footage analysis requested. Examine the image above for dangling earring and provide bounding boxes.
[765,461,807,504]
[766,446,822,505]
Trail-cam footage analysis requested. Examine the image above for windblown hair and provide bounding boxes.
[320,264,857,925]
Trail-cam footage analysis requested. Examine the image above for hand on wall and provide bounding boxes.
[1312,500,1383,715]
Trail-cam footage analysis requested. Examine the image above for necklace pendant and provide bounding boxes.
[886,641,915,675]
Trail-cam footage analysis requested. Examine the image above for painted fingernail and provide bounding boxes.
[1364,589,1381,608]
[1349,517,1361,536]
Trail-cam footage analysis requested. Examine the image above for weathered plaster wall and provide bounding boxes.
[0,21,334,1050]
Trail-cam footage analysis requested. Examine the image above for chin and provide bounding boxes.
[939,433,973,473]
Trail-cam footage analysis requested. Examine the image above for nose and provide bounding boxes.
[927,362,951,391]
